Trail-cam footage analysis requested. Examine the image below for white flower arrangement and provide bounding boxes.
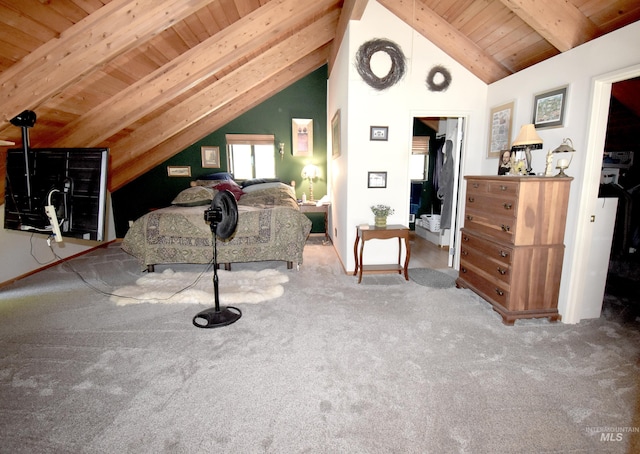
[370,204,394,217]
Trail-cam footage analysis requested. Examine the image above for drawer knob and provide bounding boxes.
[495,288,504,296]
[500,185,507,191]
[499,250,509,257]
[468,197,475,203]
[462,236,469,242]
[497,267,507,275]
[461,267,467,273]
[466,215,473,221]
[461,249,468,256]
[501,224,511,232]
[472,183,479,189]
[503,203,512,210]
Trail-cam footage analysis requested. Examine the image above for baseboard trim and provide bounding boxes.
[0,239,119,289]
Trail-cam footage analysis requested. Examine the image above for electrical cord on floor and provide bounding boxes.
[48,243,216,302]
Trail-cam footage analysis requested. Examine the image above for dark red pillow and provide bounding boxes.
[215,182,244,201]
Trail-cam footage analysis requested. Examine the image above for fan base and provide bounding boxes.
[192,306,242,328]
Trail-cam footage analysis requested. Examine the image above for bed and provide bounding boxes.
[121,177,312,272]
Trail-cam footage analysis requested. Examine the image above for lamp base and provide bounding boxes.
[555,167,569,177]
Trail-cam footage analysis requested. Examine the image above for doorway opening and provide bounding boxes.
[409,116,465,268]
[600,76,640,322]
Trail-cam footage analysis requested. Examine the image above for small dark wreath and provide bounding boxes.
[426,65,452,92]
[355,38,406,90]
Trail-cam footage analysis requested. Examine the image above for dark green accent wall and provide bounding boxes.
[112,66,328,237]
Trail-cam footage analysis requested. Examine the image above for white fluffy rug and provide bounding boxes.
[110,268,289,306]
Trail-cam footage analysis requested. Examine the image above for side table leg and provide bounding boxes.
[397,237,402,275]
[358,239,365,283]
[353,230,360,277]
[403,235,411,280]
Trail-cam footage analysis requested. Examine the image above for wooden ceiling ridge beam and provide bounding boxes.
[45,0,335,148]
[498,0,599,52]
[378,0,511,84]
[0,0,216,128]
[110,49,330,191]
[109,10,340,173]
[328,0,369,75]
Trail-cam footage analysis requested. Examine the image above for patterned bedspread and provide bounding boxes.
[121,186,312,270]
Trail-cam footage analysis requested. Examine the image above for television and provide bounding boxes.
[4,147,109,241]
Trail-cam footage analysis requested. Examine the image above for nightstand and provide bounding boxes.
[353,224,411,283]
[298,202,330,244]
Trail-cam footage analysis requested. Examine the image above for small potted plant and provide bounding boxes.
[370,204,394,227]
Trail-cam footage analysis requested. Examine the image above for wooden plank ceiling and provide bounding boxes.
[1,0,639,198]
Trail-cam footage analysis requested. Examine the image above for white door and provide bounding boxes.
[446,118,464,267]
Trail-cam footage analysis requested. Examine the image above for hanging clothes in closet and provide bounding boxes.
[437,139,454,230]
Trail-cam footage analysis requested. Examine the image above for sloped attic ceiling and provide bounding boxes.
[1,0,639,199]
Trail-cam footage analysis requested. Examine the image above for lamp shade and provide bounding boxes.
[301,164,319,179]
[552,138,576,153]
[512,124,543,147]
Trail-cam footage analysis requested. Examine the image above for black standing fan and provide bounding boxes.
[192,190,241,328]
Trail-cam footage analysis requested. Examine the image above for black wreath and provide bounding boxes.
[355,38,406,90]
[426,65,452,92]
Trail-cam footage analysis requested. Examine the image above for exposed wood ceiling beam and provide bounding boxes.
[111,48,330,191]
[499,0,600,52]
[41,0,335,149]
[109,10,340,188]
[378,0,511,84]
[0,0,215,129]
[328,0,368,75]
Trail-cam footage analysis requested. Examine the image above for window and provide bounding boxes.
[225,134,276,180]
[410,136,429,180]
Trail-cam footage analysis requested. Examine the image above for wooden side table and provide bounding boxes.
[353,224,411,283]
[298,202,330,243]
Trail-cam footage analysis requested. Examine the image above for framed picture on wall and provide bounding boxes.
[487,101,514,158]
[331,109,341,159]
[167,166,191,177]
[370,126,388,141]
[201,146,220,168]
[533,86,568,129]
[292,118,313,156]
[368,171,387,188]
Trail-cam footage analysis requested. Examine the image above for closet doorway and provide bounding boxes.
[410,116,465,268]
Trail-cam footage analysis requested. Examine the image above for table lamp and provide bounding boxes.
[511,124,543,174]
[301,164,319,201]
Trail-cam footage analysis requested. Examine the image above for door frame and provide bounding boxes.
[563,64,640,323]
[409,111,469,269]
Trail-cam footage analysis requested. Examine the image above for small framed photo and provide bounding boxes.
[201,146,220,168]
[167,166,191,177]
[370,126,388,141]
[487,101,514,158]
[368,171,387,188]
[497,149,512,175]
[533,86,568,129]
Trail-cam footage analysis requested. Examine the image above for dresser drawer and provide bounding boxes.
[460,229,513,263]
[463,211,515,243]
[464,192,517,218]
[466,178,519,196]
[457,264,510,308]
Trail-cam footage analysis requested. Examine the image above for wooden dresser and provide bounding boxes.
[456,176,572,325]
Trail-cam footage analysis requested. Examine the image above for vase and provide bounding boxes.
[374,216,387,227]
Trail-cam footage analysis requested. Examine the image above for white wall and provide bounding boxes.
[329,1,487,272]
[487,21,640,323]
[0,196,116,284]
